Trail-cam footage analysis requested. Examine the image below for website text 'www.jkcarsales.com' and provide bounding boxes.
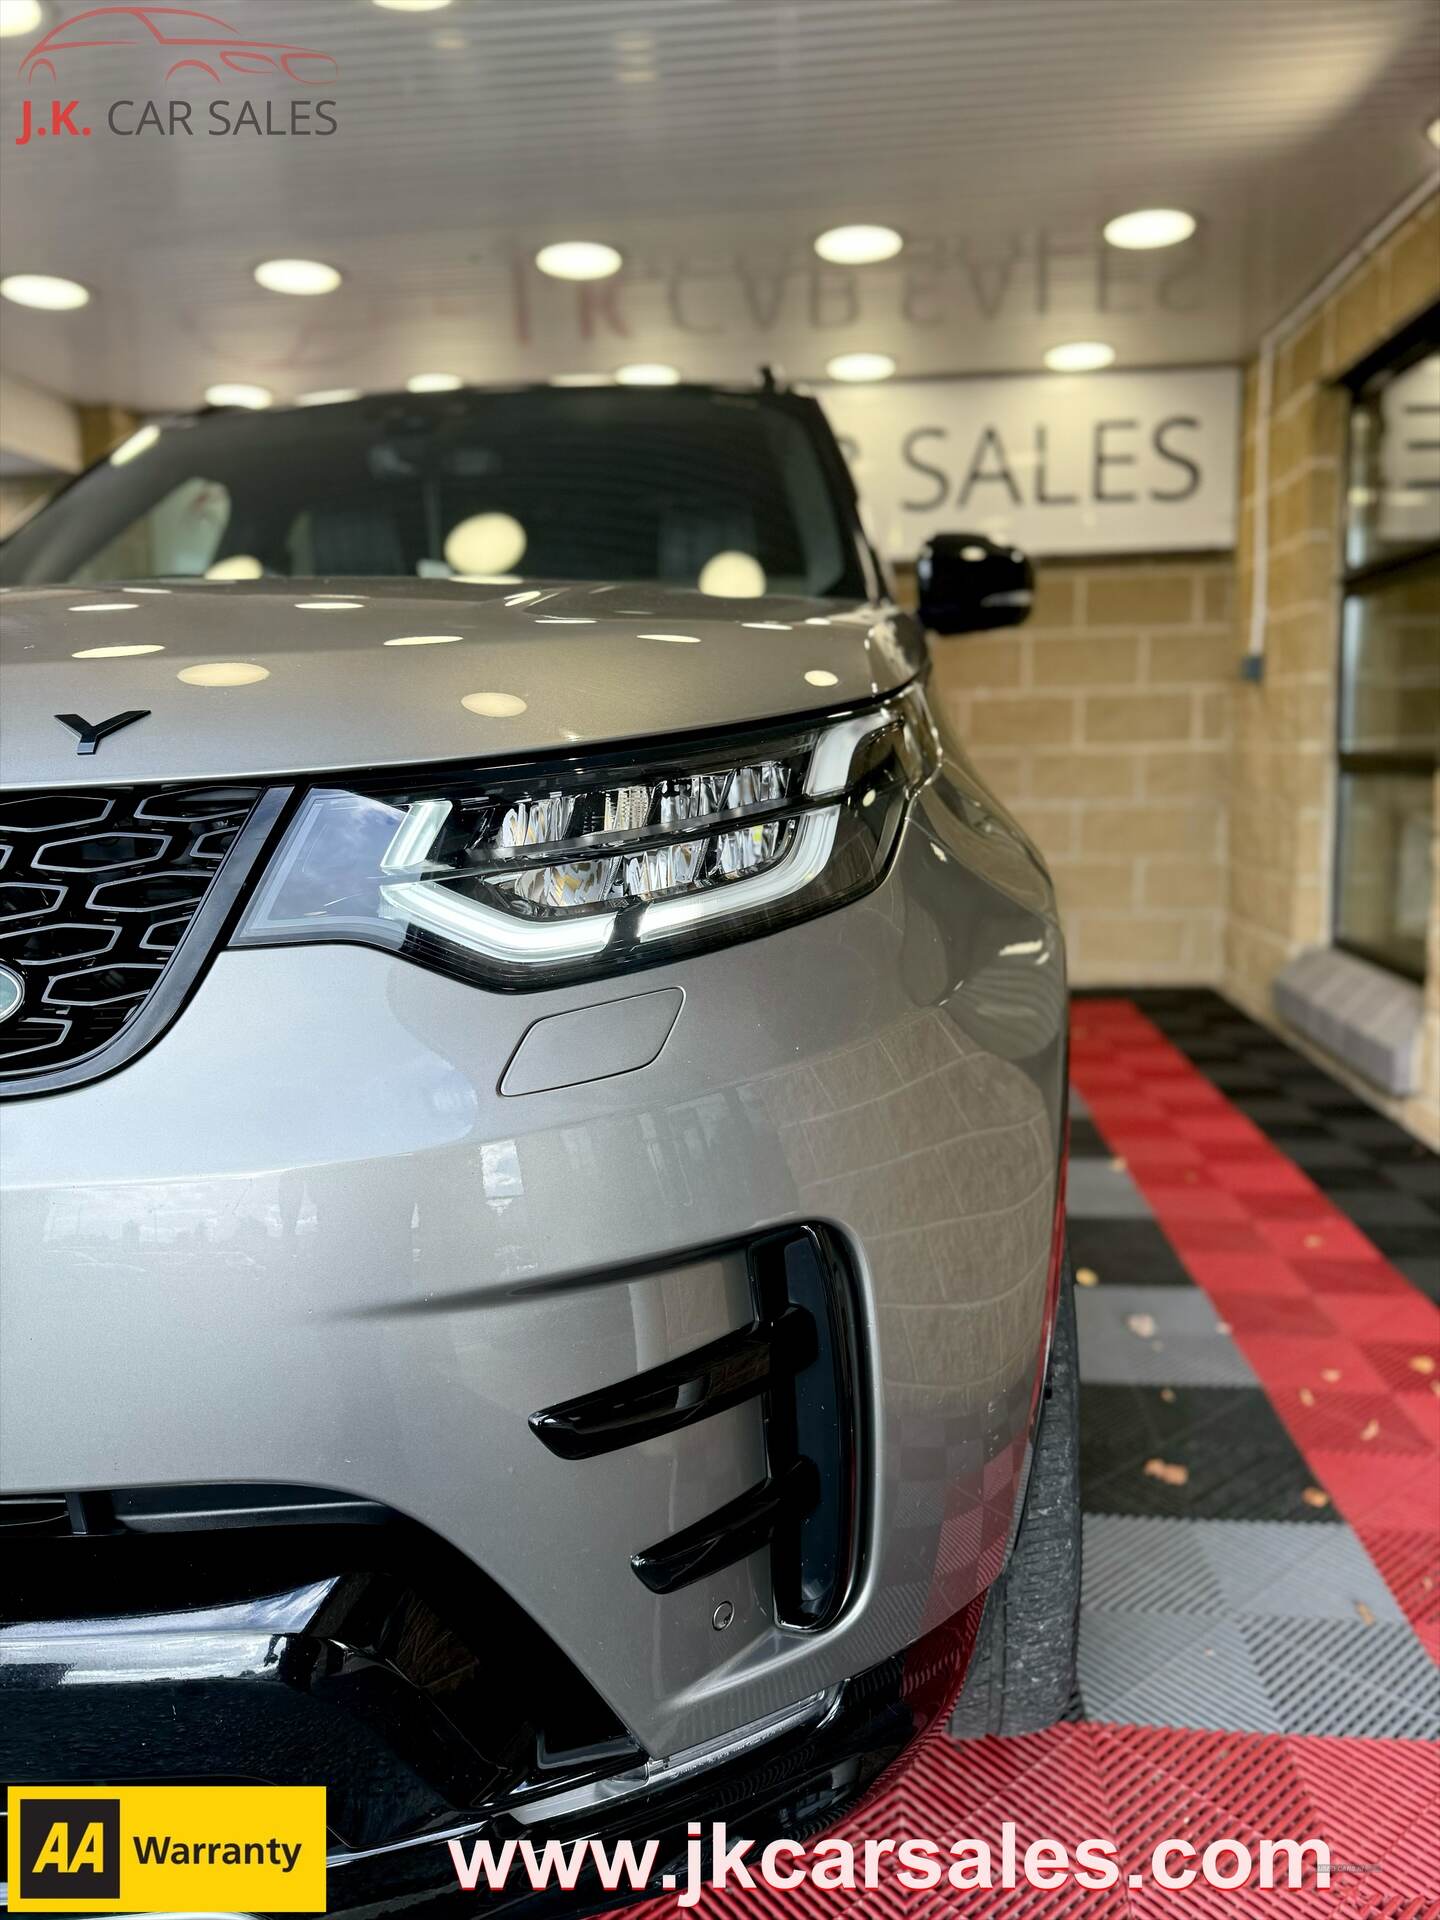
[449,1821,1338,1904]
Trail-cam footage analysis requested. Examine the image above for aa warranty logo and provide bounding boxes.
[7,1785,327,1913]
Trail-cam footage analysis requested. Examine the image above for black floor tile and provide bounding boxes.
[1068,1217,1195,1288]
[1080,1382,1339,1524]
[1068,1117,1109,1158]
[1392,1255,1440,1302]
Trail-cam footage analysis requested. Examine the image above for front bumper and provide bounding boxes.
[1,794,1065,1874]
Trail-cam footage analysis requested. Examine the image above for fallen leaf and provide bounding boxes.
[1110,1156,1127,1173]
[1321,1368,1342,1384]
[1302,1487,1330,1509]
[1127,1312,1158,1339]
[1410,1355,1436,1377]
[1354,1601,1375,1627]
[1298,1387,1316,1407]
[1076,1267,1099,1288]
[1143,1457,1189,1487]
[1159,1387,1176,1404]
[1360,1418,1380,1442]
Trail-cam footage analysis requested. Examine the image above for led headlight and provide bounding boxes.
[233,692,938,988]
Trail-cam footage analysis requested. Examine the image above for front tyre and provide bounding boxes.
[950,1246,1081,1738]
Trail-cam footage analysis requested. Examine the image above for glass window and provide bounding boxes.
[1335,770,1434,980]
[1340,558,1440,757]
[1336,336,1440,983]
[0,389,863,601]
[1345,351,1440,572]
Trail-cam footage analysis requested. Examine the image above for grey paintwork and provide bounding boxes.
[0,581,922,788]
[0,791,1064,1759]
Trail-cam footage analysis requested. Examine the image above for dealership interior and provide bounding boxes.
[1,0,1438,1908]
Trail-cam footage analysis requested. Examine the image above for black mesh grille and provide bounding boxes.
[0,784,260,1079]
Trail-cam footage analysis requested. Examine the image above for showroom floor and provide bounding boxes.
[629,991,1440,1916]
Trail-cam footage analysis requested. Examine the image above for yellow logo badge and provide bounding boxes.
[7,1786,327,1913]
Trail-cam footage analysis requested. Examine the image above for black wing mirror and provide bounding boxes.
[916,532,1034,636]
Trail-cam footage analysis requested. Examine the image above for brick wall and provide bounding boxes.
[929,555,1236,986]
[1227,193,1440,1147]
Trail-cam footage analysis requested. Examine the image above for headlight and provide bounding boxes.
[232,691,938,988]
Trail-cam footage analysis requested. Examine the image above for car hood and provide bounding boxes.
[0,580,923,788]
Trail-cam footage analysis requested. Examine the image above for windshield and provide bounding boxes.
[0,387,865,598]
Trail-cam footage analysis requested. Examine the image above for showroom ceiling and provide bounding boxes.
[0,0,1437,411]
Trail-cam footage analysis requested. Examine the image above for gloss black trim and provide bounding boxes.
[756,1224,863,1630]
[316,1592,987,1919]
[631,1461,818,1595]
[0,1495,638,1856]
[530,1309,816,1461]
[532,1223,864,1630]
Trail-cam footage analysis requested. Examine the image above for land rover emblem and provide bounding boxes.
[0,963,23,1025]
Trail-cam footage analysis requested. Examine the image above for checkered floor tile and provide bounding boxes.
[615,993,1440,1917]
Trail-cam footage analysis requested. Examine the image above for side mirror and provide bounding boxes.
[916,532,1035,636]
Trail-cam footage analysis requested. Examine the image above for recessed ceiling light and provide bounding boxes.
[70,602,138,613]
[1043,341,1116,373]
[72,643,165,658]
[614,360,683,385]
[254,257,342,296]
[1103,208,1197,250]
[384,633,461,646]
[550,373,614,386]
[825,352,896,382]
[178,661,270,686]
[109,424,161,466]
[298,387,362,406]
[0,273,90,311]
[205,382,273,409]
[698,551,766,597]
[0,2,43,38]
[615,363,681,386]
[205,555,263,580]
[373,0,452,9]
[407,372,463,392]
[462,690,528,717]
[639,632,702,644]
[814,224,904,266]
[295,598,364,610]
[535,241,623,282]
[804,669,840,687]
[1428,116,1440,149]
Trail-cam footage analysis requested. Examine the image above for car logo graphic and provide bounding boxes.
[55,710,152,756]
[0,964,23,1026]
[19,5,339,88]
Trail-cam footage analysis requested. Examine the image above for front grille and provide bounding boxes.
[0,784,261,1081]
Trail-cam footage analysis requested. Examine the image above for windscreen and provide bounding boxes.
[0,388,864,599]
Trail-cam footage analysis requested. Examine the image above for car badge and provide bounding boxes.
[55,710,151,756]
[0,963,23,1026]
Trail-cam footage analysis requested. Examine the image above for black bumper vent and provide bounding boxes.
[531,1225,862,1630]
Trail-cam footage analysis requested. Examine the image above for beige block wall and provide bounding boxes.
[930,555,1236,986]
[1227,193,1440,1148]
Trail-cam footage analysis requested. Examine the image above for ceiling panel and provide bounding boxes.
[0,0,1436,408]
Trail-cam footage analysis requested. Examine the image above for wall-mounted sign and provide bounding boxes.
[821,367,1241,559]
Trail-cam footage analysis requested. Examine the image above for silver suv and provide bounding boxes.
[0,382,1076,1913]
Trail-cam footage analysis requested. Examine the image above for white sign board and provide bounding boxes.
[821,367,1240,559]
